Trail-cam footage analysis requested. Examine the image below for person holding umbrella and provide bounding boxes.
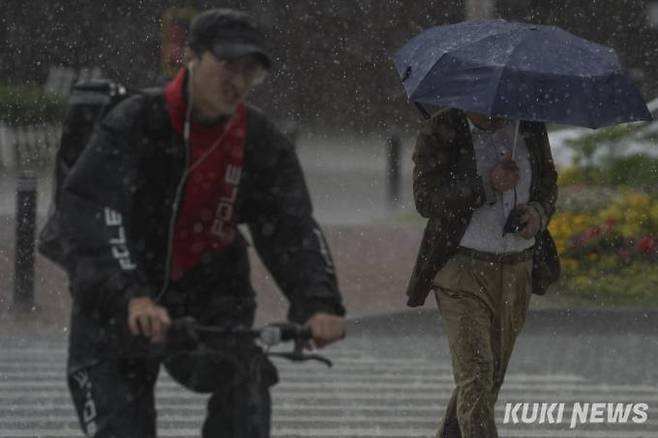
[409,103,558,438]
[394,20,652,438]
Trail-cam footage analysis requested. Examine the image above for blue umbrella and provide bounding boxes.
[393,20,653,128]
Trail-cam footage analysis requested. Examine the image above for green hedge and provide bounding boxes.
[0,83,66,124]
[556,261,658,307]
[559,154,658,189]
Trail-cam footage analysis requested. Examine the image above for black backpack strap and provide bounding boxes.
[139,87,170,139]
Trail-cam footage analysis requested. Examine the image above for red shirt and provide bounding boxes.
[165,69,247,281]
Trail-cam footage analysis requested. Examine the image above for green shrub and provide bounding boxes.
[559,154,658,189]
[557,262,658,306]
[556,186,619,213]
[602,154,658,187]
[0,83,66,124]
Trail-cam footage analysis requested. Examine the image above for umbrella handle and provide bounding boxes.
[402,66,412,82]
[414,102,431,120]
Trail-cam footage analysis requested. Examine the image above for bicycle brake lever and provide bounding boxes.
[267,351,333,368]
[276,338,332,367]
[302,353,333,368]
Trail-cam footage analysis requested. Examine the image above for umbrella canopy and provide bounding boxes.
[393,20,653,128]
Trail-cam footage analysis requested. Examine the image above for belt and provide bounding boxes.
[456,246,534,265]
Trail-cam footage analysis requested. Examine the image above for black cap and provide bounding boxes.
[188,9,271,69]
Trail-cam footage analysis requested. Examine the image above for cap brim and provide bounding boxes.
[211,42,271,69]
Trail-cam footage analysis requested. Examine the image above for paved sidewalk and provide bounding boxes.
[2,307,657,437]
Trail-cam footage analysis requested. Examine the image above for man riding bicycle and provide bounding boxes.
[50,9,345,437]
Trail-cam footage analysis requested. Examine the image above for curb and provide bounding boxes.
[347,308,658,337]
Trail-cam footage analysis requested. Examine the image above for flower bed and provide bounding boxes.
[549,189,658,305]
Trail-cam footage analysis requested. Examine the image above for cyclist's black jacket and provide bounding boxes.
[56,90,345,325]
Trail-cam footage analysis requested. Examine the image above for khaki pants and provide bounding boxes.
[433,251,532,438]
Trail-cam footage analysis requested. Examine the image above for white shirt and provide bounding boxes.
[459,119,535,254]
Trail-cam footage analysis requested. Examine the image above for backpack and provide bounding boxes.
[38,80,149,270]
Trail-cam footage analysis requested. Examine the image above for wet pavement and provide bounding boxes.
[1,309,657,437]
[0,133,657,436]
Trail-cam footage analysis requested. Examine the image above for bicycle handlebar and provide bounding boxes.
[167,317,312,345]
[165,317,332,367]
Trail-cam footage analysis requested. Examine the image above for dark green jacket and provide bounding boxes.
[406,109,560,307]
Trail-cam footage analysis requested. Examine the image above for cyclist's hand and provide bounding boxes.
[127,297,171,344]
[308,313,345,349]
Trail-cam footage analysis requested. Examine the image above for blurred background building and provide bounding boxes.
[1,0,658,354]
[1,0,656,134]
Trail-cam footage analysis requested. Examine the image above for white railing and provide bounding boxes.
[0,122,62,168]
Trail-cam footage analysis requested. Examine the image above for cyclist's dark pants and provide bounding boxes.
[67,357,160,438]
[67,254,277,438]
[67,354,274,438]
